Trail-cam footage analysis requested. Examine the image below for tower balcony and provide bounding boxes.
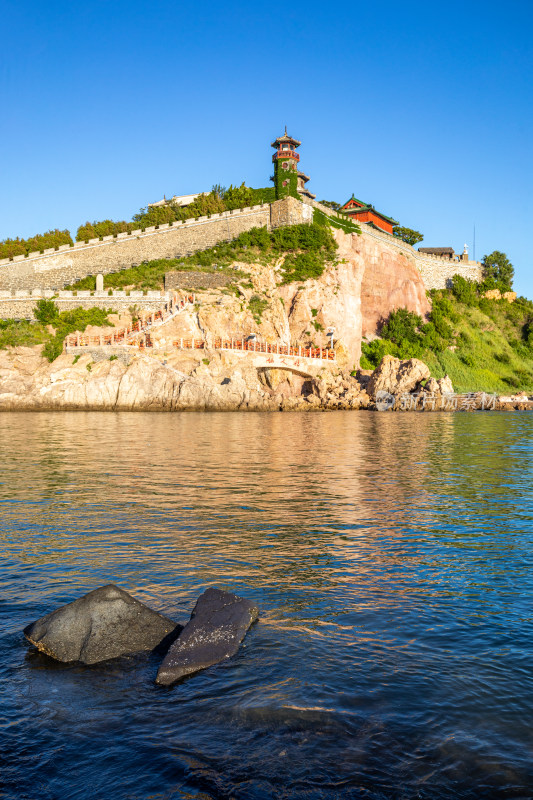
[273,149,300,162]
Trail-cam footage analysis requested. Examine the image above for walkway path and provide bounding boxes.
[65,292,195,348]
[64,292,336,367]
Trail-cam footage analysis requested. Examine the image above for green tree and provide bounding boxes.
[393,226,424,246]
[482,250,514,289]
[34,299,59,325]
[222,183,255,209]
[450,274,478,305]
[319,200,341,211]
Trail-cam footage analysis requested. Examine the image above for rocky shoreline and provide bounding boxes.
[1,346,531,412]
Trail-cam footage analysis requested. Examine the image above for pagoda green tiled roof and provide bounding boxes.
[342,194,366,208]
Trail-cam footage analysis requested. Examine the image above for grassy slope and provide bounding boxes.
[66,223,337,292]
[422,300,533,393]
[361,291,533,394]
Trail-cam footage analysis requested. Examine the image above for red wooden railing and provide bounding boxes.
[64,291,336,362]
[169,338,336,361]
[275,149,300,161]
[64,293,195,349]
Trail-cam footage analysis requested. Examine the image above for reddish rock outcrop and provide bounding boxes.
[335,232,430,339]
[279,229,430,369]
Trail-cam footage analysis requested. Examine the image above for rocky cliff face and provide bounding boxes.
[148,228,430,371]
[0,228,433,412]
[0,347,369,411]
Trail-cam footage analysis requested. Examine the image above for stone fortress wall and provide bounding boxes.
[0,196,482,318]
[0,204,271,293]
[303,198,483,289]
[164,271,235,292]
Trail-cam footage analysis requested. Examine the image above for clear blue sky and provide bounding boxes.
[1,0,532,293]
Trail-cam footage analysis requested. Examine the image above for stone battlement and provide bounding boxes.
[0,205,268,268]
[0,204,272,293]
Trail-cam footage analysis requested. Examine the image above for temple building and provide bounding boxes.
[271,128,315,200]
[341,194,397,234]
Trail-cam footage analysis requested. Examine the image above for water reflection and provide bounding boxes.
[1,411,532,799]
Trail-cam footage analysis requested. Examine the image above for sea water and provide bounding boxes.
[0,410,532,799]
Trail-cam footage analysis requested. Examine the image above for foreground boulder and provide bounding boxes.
[24,584,180,664]
[156,587,259,686]
[367,355,431,399]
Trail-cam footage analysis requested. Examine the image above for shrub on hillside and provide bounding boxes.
[43,306,111,362]
[380,308,422,344]
[451,275,479,306]
[281,252,326,284]
[34,299,59,325]
[360,338,400,369]
[271,223,337,258]
[522,319,533,348]
[477,298,495,318]
[0,319,49,350]
[235,226,271,250]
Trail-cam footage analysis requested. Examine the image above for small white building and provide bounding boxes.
[148,193,202,208]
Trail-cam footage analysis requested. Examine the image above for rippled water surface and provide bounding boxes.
[1,410,532,799]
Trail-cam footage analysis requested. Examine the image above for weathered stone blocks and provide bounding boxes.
[164,271,234,291]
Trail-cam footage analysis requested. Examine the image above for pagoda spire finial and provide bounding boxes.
[284,124,288,136]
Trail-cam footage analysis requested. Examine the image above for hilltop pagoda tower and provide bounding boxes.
[271,128,315,201]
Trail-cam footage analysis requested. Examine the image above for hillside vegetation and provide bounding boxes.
[0,301,111,362]
[361,276,533,393]
[67,223,338,292]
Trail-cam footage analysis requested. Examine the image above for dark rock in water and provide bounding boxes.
[155,587,259,686]
[24,584,181,665]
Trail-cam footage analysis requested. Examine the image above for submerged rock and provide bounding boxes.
[24,584,180,664]
[155,587,259,686]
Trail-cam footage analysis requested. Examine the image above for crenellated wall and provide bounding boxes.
[0,196,483,296]
[0,205,271,292]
